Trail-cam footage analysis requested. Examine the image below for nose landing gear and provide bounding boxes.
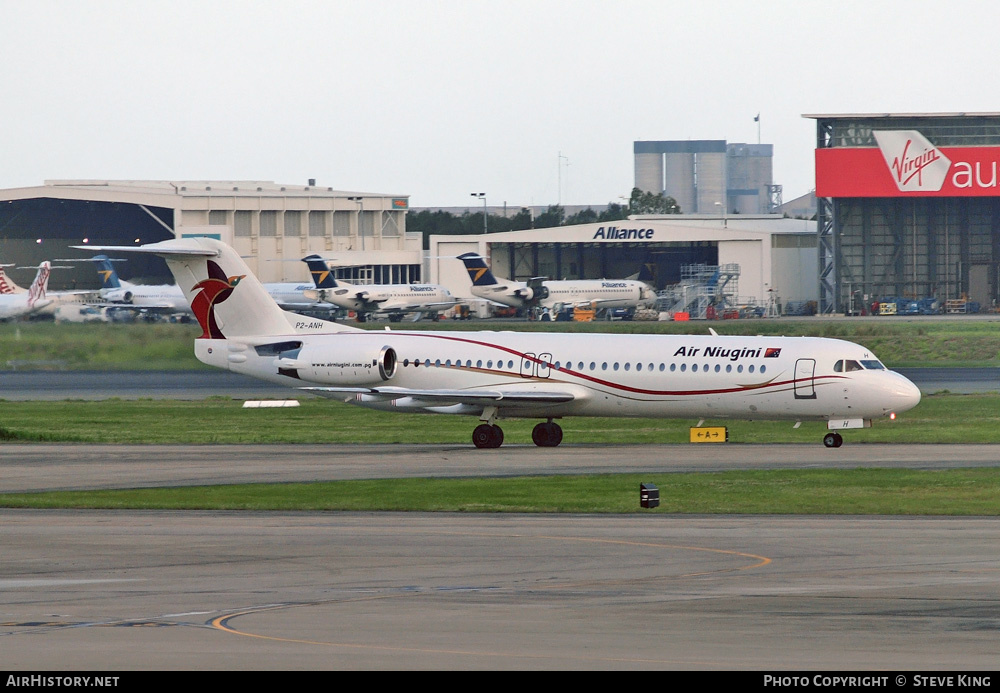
[823,432,844,448]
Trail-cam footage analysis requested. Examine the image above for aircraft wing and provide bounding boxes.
[301,385,576,408]
[93,302,183,311]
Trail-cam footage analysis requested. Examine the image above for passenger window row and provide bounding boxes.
[400,358,767,374]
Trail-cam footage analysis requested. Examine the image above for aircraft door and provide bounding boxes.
[794,358,817,399]
[520,352,552,379]
[537,353,551,378]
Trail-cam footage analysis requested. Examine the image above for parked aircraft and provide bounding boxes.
[80,255,192,316]
[0,262,52,320]
[300,255,458,322]
[6,260,101,317]
[458,252,655,316]
[262,256,332,312]
[77,238,922,449]
[83,253,330,317]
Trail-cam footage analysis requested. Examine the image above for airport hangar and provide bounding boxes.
[0,180,419,289]
[810,112,1000,314]
[427,214,818,312]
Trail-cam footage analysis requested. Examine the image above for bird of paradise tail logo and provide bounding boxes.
[191,259,244,339]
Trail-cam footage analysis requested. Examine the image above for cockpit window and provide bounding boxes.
[844,360,863,371]
[860,360,885,370]
[834,359,866,372]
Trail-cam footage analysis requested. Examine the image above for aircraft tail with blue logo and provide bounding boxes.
[457,252,501,287]
[302,254,340,289]
[92,255,124,289]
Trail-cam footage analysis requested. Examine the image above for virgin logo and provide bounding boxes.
[873,130,951,192]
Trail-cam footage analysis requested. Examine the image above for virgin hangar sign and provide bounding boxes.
[816,129,1000,197]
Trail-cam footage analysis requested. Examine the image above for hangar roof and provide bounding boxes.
[0,179,407,206]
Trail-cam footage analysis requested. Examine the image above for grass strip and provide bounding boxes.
[2,469,999,515]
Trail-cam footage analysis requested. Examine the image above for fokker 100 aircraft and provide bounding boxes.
[77,238,921,449]
[458,252,656,315]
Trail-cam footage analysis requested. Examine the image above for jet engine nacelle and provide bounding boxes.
[512,287,534,301]
[277,343,397,386]
[105,289,134,303]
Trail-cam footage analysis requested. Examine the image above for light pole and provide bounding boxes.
[471,192,486,233]
[347,196,364,251]
[714,200,727,228]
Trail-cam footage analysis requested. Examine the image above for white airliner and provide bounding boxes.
[78,255,192,316]
[76,238,922,449]
[458,252,655,315]
[0,262,52,320]
[300,255,458,322]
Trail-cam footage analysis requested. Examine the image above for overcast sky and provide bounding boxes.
[3,0,998,210]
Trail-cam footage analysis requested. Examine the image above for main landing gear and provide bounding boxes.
[823,432,844,448]
[531,420,563,447]
[472,423,504,449]
[470,420,565,449]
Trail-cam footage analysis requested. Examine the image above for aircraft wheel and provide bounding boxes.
[473,424,504,449]
[823,432,843,448]
[532,422,563,447]
[473,424,493,448]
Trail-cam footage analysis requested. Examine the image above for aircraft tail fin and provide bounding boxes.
[638,262,657,283]
[302,254,339,289]
[0,266,25,294]
[457,252,501,286]
[27,262,50,308]
[92,255,123,289]
[72,239,358,338]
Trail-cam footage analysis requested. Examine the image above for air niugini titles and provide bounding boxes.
[673,346,781,361]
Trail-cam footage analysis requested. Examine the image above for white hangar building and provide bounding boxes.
[0,180,419,288]
[428,214,818,310]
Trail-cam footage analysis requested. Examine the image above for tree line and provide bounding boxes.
[407,188,680,248]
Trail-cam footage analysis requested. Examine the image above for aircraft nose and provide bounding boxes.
[890,372,922,413]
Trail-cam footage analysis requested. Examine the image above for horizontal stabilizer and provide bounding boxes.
[73,242,219,258]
